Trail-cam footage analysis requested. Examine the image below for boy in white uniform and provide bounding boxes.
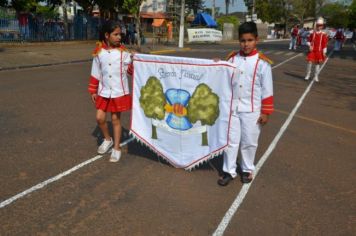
[218,22,274,186]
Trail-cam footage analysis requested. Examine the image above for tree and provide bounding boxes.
[74,0,96,15]
[0,0,9,7]
[187,84,219,146]
[45,0,62,8]
[216,15,239,31]
[252,0,289,23]
[123,0,144,48]
[139,76,166,139]
[290,0,315,24]
[225,0,236,15]
[349,0,356,28]
[320,3,349,28]
[185,0,204,15]
[11,0,39,12]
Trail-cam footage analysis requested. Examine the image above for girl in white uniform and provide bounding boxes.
[88,21,134,162]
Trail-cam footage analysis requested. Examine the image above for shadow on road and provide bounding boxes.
[329,44,356,60]
[284,71,305,80]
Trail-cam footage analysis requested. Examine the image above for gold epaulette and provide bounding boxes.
[258,52,273,65]
[119,44,129,52]
[92,41,103,57]
[226,50,238,61]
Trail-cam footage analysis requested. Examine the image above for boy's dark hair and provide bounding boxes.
[99,20,121,41]
[238,22,258,38]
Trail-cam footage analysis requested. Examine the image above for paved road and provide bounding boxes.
[0,41,355,235]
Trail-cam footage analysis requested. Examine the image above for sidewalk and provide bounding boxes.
[0,40,188,71]
[0,38,290,71]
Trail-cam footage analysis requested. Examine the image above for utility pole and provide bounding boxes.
[178,0,185,48]
[212,0,215,20]
[62,0,69,40]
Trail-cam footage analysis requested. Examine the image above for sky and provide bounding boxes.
[204,0,248,13]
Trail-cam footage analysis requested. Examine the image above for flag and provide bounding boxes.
[131,54,236,170]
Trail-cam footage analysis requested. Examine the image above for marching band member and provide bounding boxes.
[218,22,274,186]
[305,17,328,82]
[88,20,134,162]
[334,28,345,51]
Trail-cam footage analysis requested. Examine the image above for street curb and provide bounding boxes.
[0,40,96,48]
[0,47,192,71]
[0,59,91,71]
[149,47,191,54]
[262,39,290,42]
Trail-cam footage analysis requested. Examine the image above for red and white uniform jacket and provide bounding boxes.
[88,42,133,98]
[307,31,328,54]
[227,50,274,115]
[291,27,299,37]
[334,30,345,41]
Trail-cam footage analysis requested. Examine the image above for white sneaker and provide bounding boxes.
[305,75,310,81]
[97,138,113,154]
[109,149,121,162]
[313,76,319,82]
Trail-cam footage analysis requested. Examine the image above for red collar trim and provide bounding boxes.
[101,41,123,50]
[101,41,109,49]
[239,49,258,57]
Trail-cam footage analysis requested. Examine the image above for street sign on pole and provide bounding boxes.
[252,14,257,21]
[245,15,251,22]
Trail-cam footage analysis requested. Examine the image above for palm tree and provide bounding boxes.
[225,0,236,15]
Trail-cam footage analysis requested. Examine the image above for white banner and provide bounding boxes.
[131,54,236,170]
[187,28,223,42]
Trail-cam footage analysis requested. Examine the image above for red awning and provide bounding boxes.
[152,19,166,27]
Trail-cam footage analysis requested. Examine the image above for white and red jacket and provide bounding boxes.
[307,30,328,54]
[227,50,274,115]
[88,42,133,97]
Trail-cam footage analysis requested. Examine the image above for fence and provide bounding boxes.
[0,8,100,42]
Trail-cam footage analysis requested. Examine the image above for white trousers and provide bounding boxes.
[223,112,261,177]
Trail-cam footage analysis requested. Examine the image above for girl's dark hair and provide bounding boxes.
[238,22,258,38]
[99,20,121,41]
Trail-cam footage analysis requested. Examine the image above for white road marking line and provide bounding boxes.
[272,53,303,69]
[0,51,314,210]
[0,137,135,209]
[212,51,333,236]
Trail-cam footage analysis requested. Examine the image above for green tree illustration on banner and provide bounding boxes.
[187,84,220,146]
[139,76,166,139]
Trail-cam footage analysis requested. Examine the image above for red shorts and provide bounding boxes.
[307,51,326,63]
[95,95,132,113]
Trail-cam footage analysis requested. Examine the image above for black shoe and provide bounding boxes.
[241,172,253,184]
[218,172,233,186]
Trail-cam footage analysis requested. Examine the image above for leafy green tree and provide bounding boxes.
[349,0,356,28]
[290,0,315,24]
[320,3,349,28]
[36,5,59,18]
[11,0,39,12]
[252,0,286,23]
[187,84,219,146]
[139,76,166,139]
[123,0,145,48]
